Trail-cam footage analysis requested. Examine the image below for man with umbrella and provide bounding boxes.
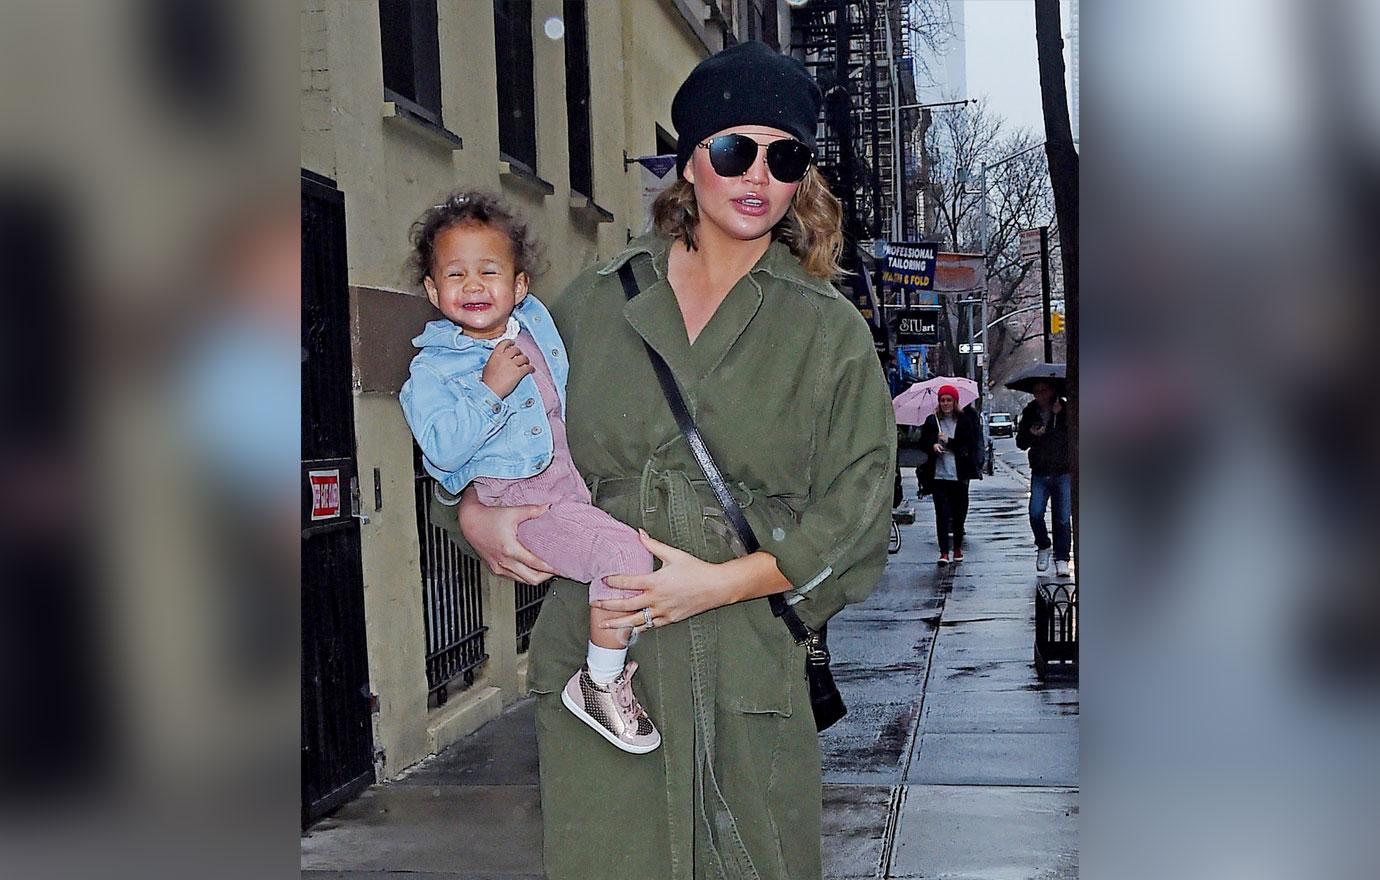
[1010,364,1073,576]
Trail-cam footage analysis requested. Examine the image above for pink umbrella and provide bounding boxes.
[892,376,979,426]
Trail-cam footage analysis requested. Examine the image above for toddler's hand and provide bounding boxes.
[481,340,534,397]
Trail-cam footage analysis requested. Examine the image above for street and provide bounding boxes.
[301,454,1077,879]
[992,434,1032,484]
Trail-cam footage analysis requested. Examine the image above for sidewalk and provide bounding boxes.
[301,451,1078,879]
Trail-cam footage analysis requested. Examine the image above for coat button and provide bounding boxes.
[550,349,559,358]
[523,398,535,408]
[531,426,542,435]
[491,403,501,413]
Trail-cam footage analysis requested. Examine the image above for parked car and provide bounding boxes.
[988,412,1015,438]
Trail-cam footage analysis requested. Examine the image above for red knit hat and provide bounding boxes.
[937,384,960,403]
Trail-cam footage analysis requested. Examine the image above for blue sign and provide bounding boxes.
[881,241,937,296]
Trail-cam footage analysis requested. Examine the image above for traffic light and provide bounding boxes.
[1051,312,1065,334]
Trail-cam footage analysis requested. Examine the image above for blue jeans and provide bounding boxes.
[1029,473,1072,561]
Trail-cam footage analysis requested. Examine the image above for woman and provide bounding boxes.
[918,387,981,564]
[445,42,894,879]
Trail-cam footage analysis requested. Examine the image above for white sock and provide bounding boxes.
[586,642,626,685]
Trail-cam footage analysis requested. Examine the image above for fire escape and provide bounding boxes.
[792,0,918,331]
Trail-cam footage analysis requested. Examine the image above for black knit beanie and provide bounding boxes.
[672,41,823,177]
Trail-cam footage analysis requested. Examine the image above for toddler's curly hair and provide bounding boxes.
[408,190,546,286]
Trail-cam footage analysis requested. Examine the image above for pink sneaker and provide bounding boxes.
[561,662,661,754]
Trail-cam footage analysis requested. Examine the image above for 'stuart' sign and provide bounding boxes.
[893,306,941,346]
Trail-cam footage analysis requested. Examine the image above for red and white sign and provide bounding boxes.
[309,469,342,521]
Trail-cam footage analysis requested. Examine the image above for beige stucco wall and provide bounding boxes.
[349,391,430,776]
[301,0,728,779]
[619,1,706,189]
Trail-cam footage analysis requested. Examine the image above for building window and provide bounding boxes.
[494,0,537,172]
[747,0,779,51]
[379,0,443,125]
[656,125,677,157]
[563,1,593,198]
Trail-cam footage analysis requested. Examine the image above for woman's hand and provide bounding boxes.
[596,530,745,631]
[457,488,557,584]
[932,443,947,455]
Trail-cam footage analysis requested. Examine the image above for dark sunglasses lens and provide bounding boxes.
[766,140,812,182]
[708,134,758,177]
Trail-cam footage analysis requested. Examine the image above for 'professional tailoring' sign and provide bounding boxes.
[880,241,937,294]
[893,306,942,346]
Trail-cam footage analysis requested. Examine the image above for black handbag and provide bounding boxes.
[618,262,847,732]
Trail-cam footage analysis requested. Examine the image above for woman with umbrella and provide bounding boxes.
[906,382,981,564]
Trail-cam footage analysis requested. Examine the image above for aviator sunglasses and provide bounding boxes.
[696,133,815,183]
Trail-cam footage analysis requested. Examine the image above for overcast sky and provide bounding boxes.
[959,0,1075,137]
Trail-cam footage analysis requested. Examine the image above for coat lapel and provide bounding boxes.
[622,273,697,394]
[608,236,815,393]
[684,272,763,381]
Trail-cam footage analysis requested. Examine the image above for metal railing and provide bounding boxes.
[515,579,550,654]
[1034,582,1078,679]
[414,451,489,707]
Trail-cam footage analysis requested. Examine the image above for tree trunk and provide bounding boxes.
[1034,0,1078,566]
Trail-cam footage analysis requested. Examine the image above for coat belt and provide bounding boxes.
[589,463,763,878]
[589,464,754,562]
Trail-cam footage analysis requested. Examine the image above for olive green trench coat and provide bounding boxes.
[439,233,895,879]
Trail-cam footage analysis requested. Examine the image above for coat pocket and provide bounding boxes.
[718,598,798,717]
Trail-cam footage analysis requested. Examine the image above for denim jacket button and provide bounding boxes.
[550,349,559,358]
[491,403,501,413]
[530,426,542,435]
[523,398,535,408]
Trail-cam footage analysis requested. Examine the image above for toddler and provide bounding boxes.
[400,192,659,754]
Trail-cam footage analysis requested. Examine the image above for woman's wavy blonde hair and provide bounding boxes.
[650,165,845,280]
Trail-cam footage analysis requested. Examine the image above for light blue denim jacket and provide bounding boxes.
[400,294,569,494]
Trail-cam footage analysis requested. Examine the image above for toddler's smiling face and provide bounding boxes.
[423,223,528,339]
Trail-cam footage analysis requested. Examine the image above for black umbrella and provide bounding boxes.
[1005,362,1067,394]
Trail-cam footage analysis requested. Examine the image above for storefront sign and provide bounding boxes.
[893,306,941,346]
[880,241,937,295]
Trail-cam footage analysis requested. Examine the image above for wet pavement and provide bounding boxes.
[818,456,1078,878]
[302,454,1078,878]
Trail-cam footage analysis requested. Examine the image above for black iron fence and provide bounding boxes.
[302,170,374,825]
[1034,582,1078,679]
[515,579,550,654]
[414,450,488,707]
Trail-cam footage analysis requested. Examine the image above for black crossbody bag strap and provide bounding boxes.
[617,262,811,645]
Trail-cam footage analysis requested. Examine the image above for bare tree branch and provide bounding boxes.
[906,0,958,94]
